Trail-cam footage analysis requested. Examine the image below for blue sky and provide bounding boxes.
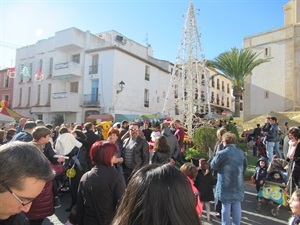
[0,0,288,69]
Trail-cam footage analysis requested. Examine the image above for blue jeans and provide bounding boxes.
[221,202,241,225]
[274,141,282,158]
[266,141,275,163]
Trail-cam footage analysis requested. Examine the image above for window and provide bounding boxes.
[72,54,80,64]
[144,89,149,107]
[222,81,225,91]
[89,55,99,74]
[3,95,9,106]
[145,65,150,81]
[174,85,178,98]
[37,85,41,105]
[227,97,229,107]
[70,82,79,93]
[264,91,269,99]
[227,83,230,93]
[27,87,31,107]
[47,84,51,104]
[264,47,271,57]
[19,88,22,107]
[39,59,43,72]
[217,79,220,90]
[4,75,9,88]
[211,92,214,103]
[49,57,53,76]
[216,94,220,105]
[240,102,243,111]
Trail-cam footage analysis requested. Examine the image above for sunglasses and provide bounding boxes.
[0,182,34,206]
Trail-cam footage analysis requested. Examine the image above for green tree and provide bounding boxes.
[207,47,271,117]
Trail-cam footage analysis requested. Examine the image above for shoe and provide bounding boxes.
[256,201,261,211]
[54,196,61,208]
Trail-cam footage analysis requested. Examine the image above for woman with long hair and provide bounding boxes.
[111,164,202,225]
[151,135,171,164]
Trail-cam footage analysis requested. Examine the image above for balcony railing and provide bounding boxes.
[89,65,99,74]
[82,94,101,107]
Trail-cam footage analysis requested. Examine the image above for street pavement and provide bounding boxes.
[43,180,292,225]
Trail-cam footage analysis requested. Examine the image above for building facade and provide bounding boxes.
[12,27,234,124]
[13,27,172,124]
[0,68,14,108]
[243,0,300,120]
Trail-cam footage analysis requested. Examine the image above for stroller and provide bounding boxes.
[256,158,289,217]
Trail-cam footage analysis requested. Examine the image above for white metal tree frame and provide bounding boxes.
[162,1,211,138]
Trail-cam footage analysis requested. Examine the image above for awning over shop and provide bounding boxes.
[141,114,160,123]
[114,114,142,123]
[86,114,114,123]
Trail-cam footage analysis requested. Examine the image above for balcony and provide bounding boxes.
[54,27,85,51]
[52,62,82,79]
[51,92,80,112]
[82,94,101,107]
[89,65,99,74]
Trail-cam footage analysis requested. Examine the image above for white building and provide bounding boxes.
[13,27,172,124]
[243,0,300,120]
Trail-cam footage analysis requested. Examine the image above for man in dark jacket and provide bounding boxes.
[122,122,149,182]
[263,117,278,163]
[161,122,180,164]
[84,122,101,169]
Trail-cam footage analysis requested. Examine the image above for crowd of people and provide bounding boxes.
[0,117,299,225]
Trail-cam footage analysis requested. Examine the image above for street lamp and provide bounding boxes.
[117,80,125,94]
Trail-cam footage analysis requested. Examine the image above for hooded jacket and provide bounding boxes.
[161,127,180,160]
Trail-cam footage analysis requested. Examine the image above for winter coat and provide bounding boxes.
[0,213,29,225]
[55,133,82,156]
[195,169,215,202]
[289,215,300,225]
[210,144,247,204]
[25,181,54,220]
[252,157,268,183]
[186,176,202,216]
[77,165,126,225]
[161,127,180,160]
[122,136,149,171]
[151,151,170,164]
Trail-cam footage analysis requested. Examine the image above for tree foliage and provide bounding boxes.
[207,47,271,117]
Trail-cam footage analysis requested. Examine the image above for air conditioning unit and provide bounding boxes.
[115,35,126,44]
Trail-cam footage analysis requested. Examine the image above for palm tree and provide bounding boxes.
[207,47,271,117]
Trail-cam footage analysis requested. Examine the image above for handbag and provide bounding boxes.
[50,162,64,175]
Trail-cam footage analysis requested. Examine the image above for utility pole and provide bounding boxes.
[162,1,211,138]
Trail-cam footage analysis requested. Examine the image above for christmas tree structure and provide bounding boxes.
[162,1,211,138]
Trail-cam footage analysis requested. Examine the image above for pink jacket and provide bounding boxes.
[187,176,203,216]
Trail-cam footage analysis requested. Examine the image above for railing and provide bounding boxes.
[82,94,101,106]
[89,65,98,74]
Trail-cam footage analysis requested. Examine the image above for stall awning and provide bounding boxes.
[114,114,142,123]
[141,114,160,123]
[86,114,114,123]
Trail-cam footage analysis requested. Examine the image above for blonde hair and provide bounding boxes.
[180,163,198,179]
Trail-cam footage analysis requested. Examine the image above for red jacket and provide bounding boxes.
[25,181,54,220]
[187,176,202,216]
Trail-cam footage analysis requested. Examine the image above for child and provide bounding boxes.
[251,157,268,193]
[151,136,171,164]
[289,189,300,225]
[267,170,286,187]
[195,158,215,222]
[65,205,78,225]
[180,163,203,217]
